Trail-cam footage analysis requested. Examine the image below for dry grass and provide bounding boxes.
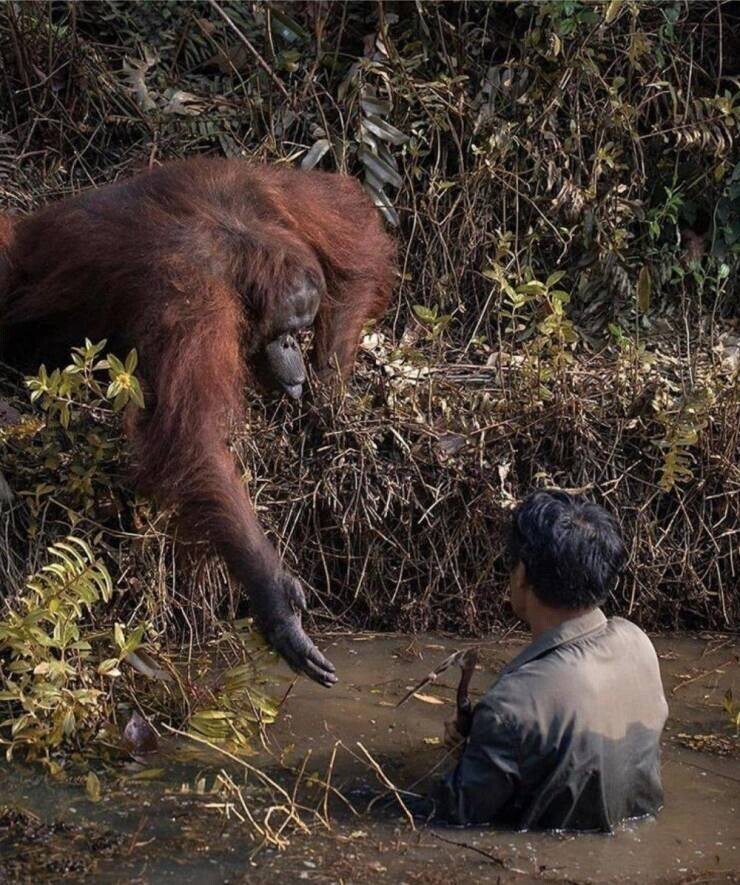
[1,1,739,642]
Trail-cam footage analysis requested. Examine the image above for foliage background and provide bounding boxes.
[1,0,739,657]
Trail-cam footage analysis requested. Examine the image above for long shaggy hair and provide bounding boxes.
[0,159,396,683]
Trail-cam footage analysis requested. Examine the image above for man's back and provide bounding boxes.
[434,610,669,831]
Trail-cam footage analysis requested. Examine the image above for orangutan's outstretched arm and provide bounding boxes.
[130,285,336,686]
[174,446,336,686]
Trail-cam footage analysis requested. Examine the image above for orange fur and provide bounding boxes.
[0,159,396,656]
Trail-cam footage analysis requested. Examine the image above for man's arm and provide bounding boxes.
[430,700,521,826]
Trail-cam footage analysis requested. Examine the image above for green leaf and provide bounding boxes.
[85,771,102,802]
[546,271,566,289]
[106,354,125,377]
[97,658,122,676]
[269,7,309,42]
[604,0,624,24]
[63,710,76,736]
[127,768,166,781]
[114,623,125,649]
[637,265,651,313]
[129,378,145,409]
[192,709,234,720]
[516,281,547,295]
[412,305,438,324]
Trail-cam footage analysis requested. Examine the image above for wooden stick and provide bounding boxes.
[356,741,416,831]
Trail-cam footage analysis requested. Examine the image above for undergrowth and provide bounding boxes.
[0,343,280,761]
[0,2,738,758]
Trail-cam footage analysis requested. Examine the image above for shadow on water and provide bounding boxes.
[0,633,737,883]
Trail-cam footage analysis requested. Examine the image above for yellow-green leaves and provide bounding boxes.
[412,304,453,339]
[85,770,102,801]
[604,0,624,25]
[186,634,281,754]
[723,690,740,735]
[655,386,715,492]
[106,350,145,411]
[26,340,143,425]
[496,269,579,400]
[9,341,145,519]
[0,536,145,758]
[97,658,122,678]
[113,622,146,657]
[637,265,651,313]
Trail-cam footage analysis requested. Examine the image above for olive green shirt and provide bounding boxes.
[433,609,669,831]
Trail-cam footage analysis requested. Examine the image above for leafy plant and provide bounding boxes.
[0,537,128,759]
[723,689,739,736]
[527,1,601,44]
[0,343,154,760]
[492,268,579,399]
[412,304,453,340]
[647,187,685,244]
[187,622,281,751]
[1,340,283,760]
[27,338,143,422]
[654,386,714,492]
[2,339,141,522]
[713,161,740,260]
[337,34,408,227]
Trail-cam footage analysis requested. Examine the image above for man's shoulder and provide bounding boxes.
[480,617,661,720]
[605,616,659,656]
[478,667,547,729]
[607,614,648,634]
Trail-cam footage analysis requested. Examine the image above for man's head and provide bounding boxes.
[508,490,627,625]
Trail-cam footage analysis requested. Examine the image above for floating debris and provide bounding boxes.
[122,712,159,755]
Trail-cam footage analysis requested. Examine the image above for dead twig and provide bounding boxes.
[206,0,291,102]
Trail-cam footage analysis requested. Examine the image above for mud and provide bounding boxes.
[0,631,737,884]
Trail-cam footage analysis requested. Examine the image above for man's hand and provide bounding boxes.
[443,718,466,750]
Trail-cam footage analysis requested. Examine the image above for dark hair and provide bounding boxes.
[509,490,627,609]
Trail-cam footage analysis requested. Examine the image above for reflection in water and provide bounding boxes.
[0,633,737,883]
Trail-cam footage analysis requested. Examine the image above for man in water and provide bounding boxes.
[418,490,669,831]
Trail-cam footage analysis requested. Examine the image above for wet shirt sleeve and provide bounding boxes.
[431,698,521,826]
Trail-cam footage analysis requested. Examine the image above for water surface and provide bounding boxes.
[1,632,737,883]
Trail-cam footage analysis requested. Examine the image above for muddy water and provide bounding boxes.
[0,632,738,884]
